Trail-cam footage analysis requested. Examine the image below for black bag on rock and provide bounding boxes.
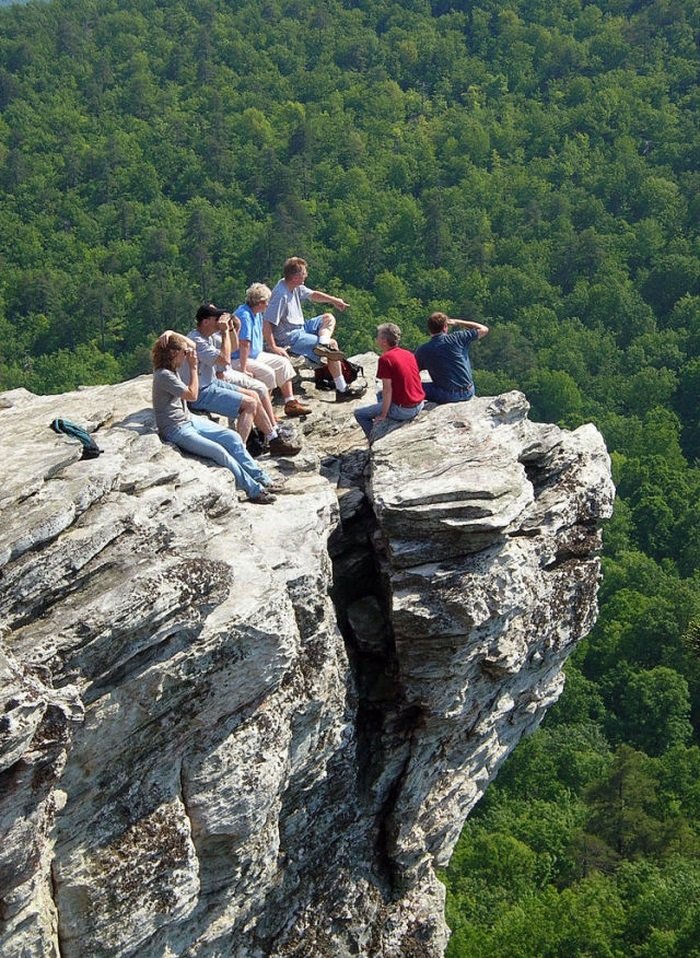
[246,427,266,458]
[313,358,364,391]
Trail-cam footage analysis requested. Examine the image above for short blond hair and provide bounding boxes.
[246,282,272,306]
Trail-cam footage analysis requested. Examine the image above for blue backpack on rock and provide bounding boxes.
[50,418,103,460]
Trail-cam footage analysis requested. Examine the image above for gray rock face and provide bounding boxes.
[0,375,614,957]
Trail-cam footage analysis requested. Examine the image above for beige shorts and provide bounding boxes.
[220,367,267,398]
[229,354,295,391]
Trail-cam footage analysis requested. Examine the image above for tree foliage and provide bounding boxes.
[1,0,699,953]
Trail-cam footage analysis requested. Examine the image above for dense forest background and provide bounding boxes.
[1,0,699,954]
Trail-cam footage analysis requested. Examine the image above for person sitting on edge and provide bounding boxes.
[211,317,292,428]
[185,304,300,457]
[354,323,425,440]
[228,283,310,419]
[414,311,489,404]
[263,256,364,403]
[151,331,280,505]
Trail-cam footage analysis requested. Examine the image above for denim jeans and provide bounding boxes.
[190,379,244,418]
[279,317,324,366]
[423,381,474,404]
[165,416,270,498]
[354,392,424,439]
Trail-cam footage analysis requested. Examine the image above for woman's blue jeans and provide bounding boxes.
[165,415,270,498]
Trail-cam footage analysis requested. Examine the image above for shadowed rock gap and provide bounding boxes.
[326,448,426,897]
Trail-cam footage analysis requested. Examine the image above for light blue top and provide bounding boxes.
[232,303,263,360]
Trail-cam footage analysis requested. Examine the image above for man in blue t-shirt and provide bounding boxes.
[414,312,489,404]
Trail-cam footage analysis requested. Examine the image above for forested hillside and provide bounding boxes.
[1,0,699,954]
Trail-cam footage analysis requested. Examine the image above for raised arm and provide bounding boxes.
[182,345,200,402]
[215,316,233,364]
[227,313,241,354]
[447,317,489,339]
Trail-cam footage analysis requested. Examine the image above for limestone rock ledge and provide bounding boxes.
[0,376,614,958]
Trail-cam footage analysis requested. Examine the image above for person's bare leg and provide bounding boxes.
[281,376,311,417]
[226,369,279,424]
[260,389,278,424]
[280,379,295,401]
[232,387,275,435]
[235,395,256,442]
[253,403,275,436]
[318,313,336,344]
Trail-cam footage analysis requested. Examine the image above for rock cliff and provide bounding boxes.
[0,365,614,958]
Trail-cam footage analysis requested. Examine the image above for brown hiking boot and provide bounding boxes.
[284,398,311,417]
[268,436,302,457]
[264,476,289,493]
[313,344,346,361]
[249,489,276,505]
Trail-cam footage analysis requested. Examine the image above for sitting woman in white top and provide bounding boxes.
[151,330,280,505]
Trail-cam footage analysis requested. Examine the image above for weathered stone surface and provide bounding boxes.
[367,392,614,873]
[0,373,613,957]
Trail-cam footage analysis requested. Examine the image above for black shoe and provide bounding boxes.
[335,385,366,403]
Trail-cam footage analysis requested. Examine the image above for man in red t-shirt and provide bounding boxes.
[354,323,425,440]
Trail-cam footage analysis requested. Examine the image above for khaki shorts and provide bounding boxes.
[229,353,295,391]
